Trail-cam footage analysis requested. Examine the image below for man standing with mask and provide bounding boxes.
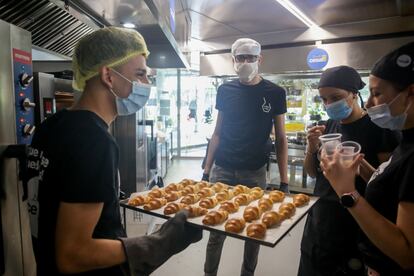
[202,38,288,276]
[27,27,201,276]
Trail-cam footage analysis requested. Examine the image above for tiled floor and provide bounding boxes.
[133,158,306,276]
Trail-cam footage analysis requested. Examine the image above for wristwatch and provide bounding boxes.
[340,190,360,208]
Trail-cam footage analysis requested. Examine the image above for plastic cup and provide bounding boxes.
[336,141,361,167]
[318,133,342,159]
[319,133,342,144]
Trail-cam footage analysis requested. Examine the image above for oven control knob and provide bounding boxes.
[22,98,36,111]
[20,73,33,88]
[23,124,35,136]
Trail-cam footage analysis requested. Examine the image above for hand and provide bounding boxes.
[119,211,202,275]
[306,125,325,154]
[202,173,210,181]
[320,150,364,196]
[279,182,290,194]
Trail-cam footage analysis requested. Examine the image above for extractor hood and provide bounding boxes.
[0,0,190,68]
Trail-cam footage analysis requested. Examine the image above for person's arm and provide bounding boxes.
[55,202,126,274]
[273,114,288,184]
[203,112,223,175]
[321,153,414,270]
[303,125,325,178]
[359,153,392,183]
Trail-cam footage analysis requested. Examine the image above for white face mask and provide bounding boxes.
[234,61,258,83]
[109,69,151,116]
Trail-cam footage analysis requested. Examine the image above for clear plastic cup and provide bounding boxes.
[319,133,342,144]
[336,141,361,167]
[318,133,342,159]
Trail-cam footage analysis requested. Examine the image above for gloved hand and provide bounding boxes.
[202,173,210,181]
[119,211,202,276]
[279,182,290,194]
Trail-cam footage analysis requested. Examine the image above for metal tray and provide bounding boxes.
[120,191,318,247]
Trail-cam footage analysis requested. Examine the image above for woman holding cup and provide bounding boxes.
[321,42,414,275]
[299,66,400,276]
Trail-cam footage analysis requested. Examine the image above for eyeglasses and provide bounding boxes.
[234,55,259,63]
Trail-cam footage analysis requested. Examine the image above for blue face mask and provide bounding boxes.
[324,98,353,121]
[366,93,410,130]
[110,69,151,116]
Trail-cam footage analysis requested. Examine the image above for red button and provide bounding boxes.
[19,92,24,97]
[19,118,25,123]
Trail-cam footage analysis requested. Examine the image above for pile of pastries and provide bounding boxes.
[128,179,310,240]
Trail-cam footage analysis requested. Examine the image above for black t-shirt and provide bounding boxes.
[302,115,400,253]
[359,127,414,275]
[214,79,287,170]
[28,109,126,276]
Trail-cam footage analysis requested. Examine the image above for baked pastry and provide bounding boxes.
[219,201,240,213]
[196,181,211,189]
[197,187,215,198]
[278,203,296,219]
[163,202,187,215]
[262,211,282,228]
[225,218,246,233]
[215,189,234,202]
[185,205,208,217]
[233,185,250,195]
[147,188,166,198]
[268,190,285,203]
[202,210,229,226]
[249,187,264,200]
[258,198,273,212]
[246,223,267,239]
[164,183,184,193]
[180,178,196,187]
[164,191,182,202]
[143,198,167,210]
[199,197,218,209]
[128,195,150,206]
[243,206,263,222]
[212,182,228,193]
[180,194,200,205]
[234,194,253,206]
[293,193,310,207]
[182,185,200,196]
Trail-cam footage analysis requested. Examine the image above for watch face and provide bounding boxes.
[340,194,355,208]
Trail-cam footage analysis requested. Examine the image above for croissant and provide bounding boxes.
[246,223,267,239]
[164,183,184,193]
[262,211,282,228]
[143,198,167,210]
[216,189,234,202]
[234,194,253,206]
[212,182,228,193]
[233,185,250,195]
[180,194,200,205]
[249,187,264,200]
[182,185,200,196]
[199,197,218,209]
[163,202,187,215]
[185,205,208,217]
[243,206,263,222]
[293,193,310,207]
[147,188,166,198]
[197,187,215,198]
[225,218,246,233]
[180,178,196,187]
[128,195,150,206]
[164,191,182,202]
[195,181,211,189]
[269,190,285,203]
[202,210,229,226]
[219,201,240,213]
[258,198,273,212]
[278,203,296,220]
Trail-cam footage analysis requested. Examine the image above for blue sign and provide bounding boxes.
[307,48,329,70]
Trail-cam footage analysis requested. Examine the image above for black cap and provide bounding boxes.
[318,65,365,93]
[371,41,414,88]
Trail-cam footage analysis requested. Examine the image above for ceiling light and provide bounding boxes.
[122,22,136,28]
[275,0,317,28]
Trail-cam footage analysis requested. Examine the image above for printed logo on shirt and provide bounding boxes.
[368,156,393,184]
[262,97,271,113]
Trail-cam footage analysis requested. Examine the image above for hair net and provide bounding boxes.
[231,38,261,56]
[371,41,414,88]
[72,26,150,91]
[318,66,365,93]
